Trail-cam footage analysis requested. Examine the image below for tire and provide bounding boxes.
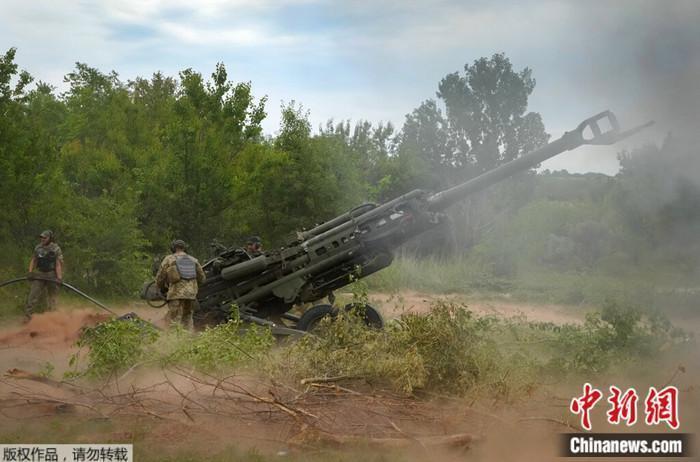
[296,304,337,332]
[344,303,384,329]
[193,300,227,330]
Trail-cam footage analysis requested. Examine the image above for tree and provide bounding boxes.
[0,49,65,272]
[319,119,396,195]
[231,103,366,245]
[399,53,548,185]
[136,64,268,253]
[395,53,549,253]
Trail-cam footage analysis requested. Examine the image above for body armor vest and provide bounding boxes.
[175,255,197,280]
[35,247,57,272]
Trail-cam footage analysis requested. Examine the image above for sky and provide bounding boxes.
[2,0,699,174]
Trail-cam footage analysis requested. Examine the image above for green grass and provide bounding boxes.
[365,256,511,294]
[365,255,700,313]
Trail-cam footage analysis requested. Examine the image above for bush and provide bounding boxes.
[68,313,273,379]
[280,309,427,394]
[388,301,537,399]
[67,299,691,401]
[281,301,537,399]
[533,299,692,375]
[162,318,274,373]
[68,318,159,379]
[279,299,692,399]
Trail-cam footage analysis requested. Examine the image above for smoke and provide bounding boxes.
[572,0,700,138]
[634,2,700,136]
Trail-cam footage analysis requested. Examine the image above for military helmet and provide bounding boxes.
[170,239,188,252]
[246,236,262,245]
[39,230,54,241]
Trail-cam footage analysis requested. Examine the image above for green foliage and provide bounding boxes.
[231,104,366,244]
[388,301,535,398]
[282,302,536,398]
[161,318,274,373]
[2,46,700,315]
[68,318,159,379]
[281,309,427,394]
[37,361,55,379]
[536,299,692,375]
[68,314,273,379]
[280,299,690,399]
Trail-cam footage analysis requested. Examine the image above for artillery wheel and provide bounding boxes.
[296,304,337,332]
[344,303,384,329]
[193,301,228,330]
[296,303,384,331]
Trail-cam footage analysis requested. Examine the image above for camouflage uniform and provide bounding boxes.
[155,253,206,330]
[26,242,63,317]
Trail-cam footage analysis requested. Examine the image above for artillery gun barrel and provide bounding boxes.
[171,110,653,328]
[428,111,654,211]
[221,255,268,281]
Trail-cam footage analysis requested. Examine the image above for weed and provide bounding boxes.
[539,299,693,375]
[67,318,159,379]
[66,297,690,403]
[278,298,691,401]
[281,301,536,398]
[67,309,273,379]
[161,318,274,373]
[37,361,55,379]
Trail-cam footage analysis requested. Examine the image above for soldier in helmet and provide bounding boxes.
[155,239,206,330]
[25,230,64,321]
[244,236,263,257]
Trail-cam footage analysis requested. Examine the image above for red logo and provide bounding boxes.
[607,386,638,426]
[570,383,603,431]
[645,386,680,430]
[570,384,680,431]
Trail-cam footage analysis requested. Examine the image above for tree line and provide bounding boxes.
[1,47,698,295]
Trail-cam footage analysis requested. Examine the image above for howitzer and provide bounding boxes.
[144,111,652,333]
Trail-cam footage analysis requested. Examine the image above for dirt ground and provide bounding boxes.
[370,290,586,324]
[0,294,697,461]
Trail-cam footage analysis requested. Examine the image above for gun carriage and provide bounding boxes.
[143,111,651,334]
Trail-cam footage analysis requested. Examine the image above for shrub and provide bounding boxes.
[279,299,692,399]
[68,318,159,379]
[68,312,273,379]
[162,318,274,373]
[281,301,537,399]
[536,299,692,375]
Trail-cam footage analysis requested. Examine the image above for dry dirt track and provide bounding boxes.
[371,290,586,325]
[0,295,697,461]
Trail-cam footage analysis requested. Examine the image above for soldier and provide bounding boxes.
[25,230,64,321]
[244,236,263,257]
[155,240,206,330]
